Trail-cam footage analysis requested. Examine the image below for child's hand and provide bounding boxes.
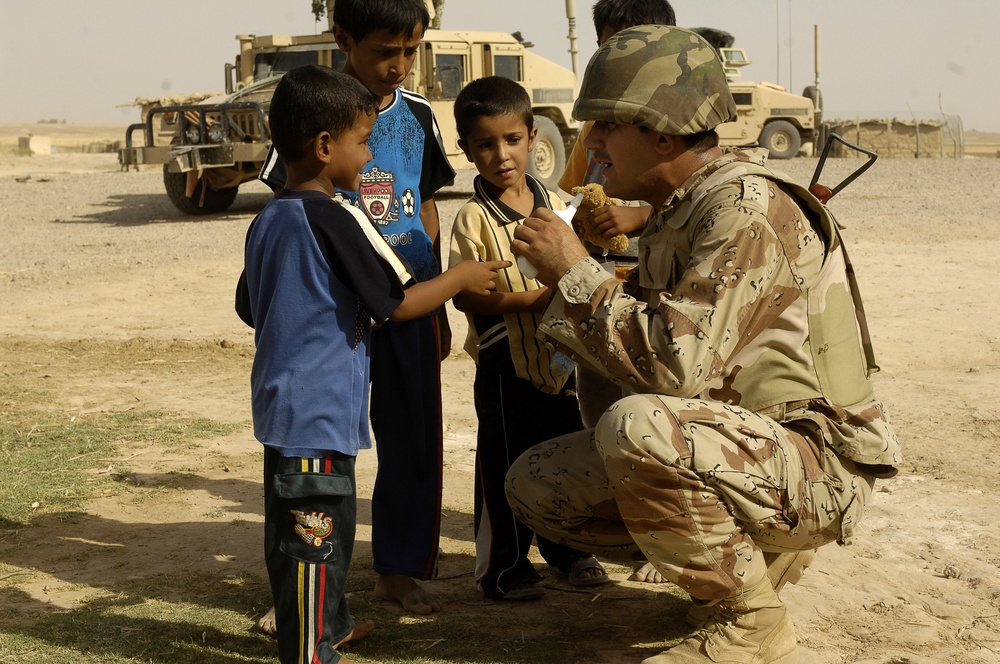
[455,260,510,296]
[586,205,650,240]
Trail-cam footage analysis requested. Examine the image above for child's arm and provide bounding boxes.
[390,259,510,322]
[452,287,552,316]
[419,197,453,353]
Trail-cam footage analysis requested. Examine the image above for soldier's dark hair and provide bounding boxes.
[333,0,430,43]
[593,0,676,36]
[453,76,534,141]
[268,65,378,162]
[681,130,720,153]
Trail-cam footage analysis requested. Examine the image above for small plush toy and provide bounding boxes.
[570,183,630,254]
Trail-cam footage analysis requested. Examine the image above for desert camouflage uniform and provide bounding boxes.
[506,135,901,600]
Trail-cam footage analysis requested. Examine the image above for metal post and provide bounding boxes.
[566,0,580,78]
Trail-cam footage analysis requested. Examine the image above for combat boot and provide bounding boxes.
[646,568,797,663]
[685,549,815,628]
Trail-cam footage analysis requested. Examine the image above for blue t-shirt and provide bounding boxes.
[236,191,407,458]
[259,88,455,284]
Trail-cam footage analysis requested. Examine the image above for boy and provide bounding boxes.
[448,76,609,601]
[258,0,454,616]
[236,65,505,663]
[559,0,676,585]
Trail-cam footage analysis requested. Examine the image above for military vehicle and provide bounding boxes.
[694,27,819,160]
[119,2,579,215]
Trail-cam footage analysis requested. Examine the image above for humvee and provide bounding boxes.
[119,28,578,215]
[716,46,817,159]
[692,28,818,160]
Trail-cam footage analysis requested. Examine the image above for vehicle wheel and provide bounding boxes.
[163,166,239,215]
[759,120,801,159]
[527,116,566,191]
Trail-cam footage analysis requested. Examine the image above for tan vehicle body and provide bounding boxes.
[715,47,817,159]
[120,27,578,215]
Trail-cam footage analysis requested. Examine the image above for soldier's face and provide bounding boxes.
[584,121,659,203]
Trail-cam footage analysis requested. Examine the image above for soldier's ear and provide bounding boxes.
[653,133,681,158]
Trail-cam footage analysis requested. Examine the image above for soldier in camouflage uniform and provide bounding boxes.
[505,26,901,663]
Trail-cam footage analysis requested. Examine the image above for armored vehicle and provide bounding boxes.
[693,27,818,159]
[119,28,578,215]
[716,46,817,159]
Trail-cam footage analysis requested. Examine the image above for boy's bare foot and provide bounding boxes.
[374,574,442,615]
[629,562,666,583]
[257,606,277,636]
[334,618,374,649]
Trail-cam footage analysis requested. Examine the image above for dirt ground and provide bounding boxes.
[1,123,1000,663]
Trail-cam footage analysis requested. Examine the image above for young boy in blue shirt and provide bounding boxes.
[258,0,455,616]
[237,65,504,664]
[449,77,610,600]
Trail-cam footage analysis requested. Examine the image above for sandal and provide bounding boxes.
[500,582,545,601]
[567,555,610,587]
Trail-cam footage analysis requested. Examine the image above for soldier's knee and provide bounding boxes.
[595,394,685,463]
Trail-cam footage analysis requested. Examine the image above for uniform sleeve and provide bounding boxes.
[305,199,405,323]
[537,196,789,397]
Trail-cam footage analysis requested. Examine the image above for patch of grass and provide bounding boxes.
[0,572,278,663]
[0,385,240,527]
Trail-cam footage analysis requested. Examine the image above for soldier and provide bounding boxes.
[505,26,900,663]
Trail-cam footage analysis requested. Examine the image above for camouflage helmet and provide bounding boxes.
[573,25,737,135]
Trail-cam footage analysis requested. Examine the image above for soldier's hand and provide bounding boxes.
[512,208,589,286]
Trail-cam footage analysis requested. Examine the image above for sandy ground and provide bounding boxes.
[2,124,1000,663]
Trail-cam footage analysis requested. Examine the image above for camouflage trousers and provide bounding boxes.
[505,394,875,601]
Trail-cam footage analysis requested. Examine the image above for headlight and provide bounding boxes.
[185,125,201,144]
[207,123,227,143]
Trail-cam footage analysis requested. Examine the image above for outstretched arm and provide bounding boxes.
[390,260,510,322]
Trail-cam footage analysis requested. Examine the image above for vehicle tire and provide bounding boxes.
[759,120,801,159]
[163,166,239,215]
[527,115,566,191]
[802,85,823,125]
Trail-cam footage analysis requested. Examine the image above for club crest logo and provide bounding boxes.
[359,167,399,225]
[290,509,334,547]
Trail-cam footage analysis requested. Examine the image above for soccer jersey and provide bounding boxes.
[259,88,455,284]
[237,190,408,458]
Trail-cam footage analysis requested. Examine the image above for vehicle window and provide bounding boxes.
[732,92,753,106]
[494,55,522,81]
[435,54,465,100]
[254,51,320,79]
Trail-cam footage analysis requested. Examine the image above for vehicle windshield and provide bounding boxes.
[254,49,347,80]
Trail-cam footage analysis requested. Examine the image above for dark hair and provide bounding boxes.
[453,76,534,140]
[592,0,676,35]
[333,0,430,43]
[681,130,720,153]
[268,65,378,162]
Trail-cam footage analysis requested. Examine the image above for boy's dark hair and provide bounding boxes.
[268,65,378,162]
[333,0,430,43]
[592,0,676,35]
[453,76,534,141]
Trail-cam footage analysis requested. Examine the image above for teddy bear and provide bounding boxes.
[570,183,630,254]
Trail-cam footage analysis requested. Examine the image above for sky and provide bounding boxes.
[2,0,998,132]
